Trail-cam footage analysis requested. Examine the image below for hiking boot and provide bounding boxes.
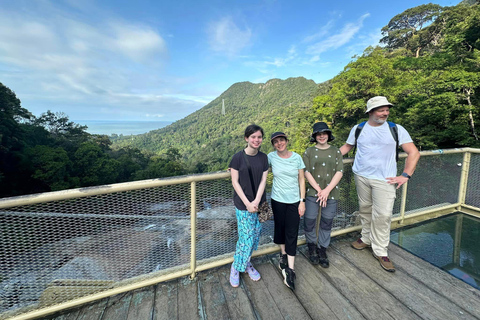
[246,262,261,281]
[282,267,296,290]
[372,252,395,272]
[307,243,319,265]
[279,253,288,270]
[230,264,239,287]
[317,246,329,268]
[351,238,370,250]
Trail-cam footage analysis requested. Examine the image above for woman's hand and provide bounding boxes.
[246,202,258,213]
[298,201,305,217]
[317,189,330,208]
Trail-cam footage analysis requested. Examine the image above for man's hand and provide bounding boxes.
[386,175,409,189]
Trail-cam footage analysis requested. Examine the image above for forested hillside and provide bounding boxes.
[0,84,186,197]
[310,2,480,151]
[112,77,325,172]
[114,1,480,171]
[2,1,479,198]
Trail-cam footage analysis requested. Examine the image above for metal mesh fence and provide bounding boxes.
[466,153,480,208]
[403,153,462,214]
[0,150,474,319]
[0,183,192,318]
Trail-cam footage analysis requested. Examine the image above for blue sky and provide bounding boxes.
[0,0,459,122]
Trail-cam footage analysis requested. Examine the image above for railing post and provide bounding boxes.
[190,181,197,279]
[399,181,408,225]
[453,214,463,265]
[457,152,471,211]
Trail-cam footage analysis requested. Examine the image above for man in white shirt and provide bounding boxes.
[340,96,420,272]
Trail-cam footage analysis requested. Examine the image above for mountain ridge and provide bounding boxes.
[112,76,323,171]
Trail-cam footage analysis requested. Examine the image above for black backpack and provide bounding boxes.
[353,121,399,162]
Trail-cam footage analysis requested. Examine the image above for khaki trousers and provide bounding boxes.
[354,175,396,256]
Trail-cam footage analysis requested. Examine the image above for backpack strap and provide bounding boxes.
[388,121,399,162]
[352,121,367,157]
[354,121,367,144]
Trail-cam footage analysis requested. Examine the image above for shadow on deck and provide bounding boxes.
[47,236,480,320]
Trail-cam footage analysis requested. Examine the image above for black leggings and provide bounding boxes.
[271,198,300,256]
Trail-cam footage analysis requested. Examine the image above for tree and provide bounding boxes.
[113,147,150,181]
[313,47,399,136]
[26,145,73,191]
[34,110,88,137]
[0,83,33,196]
[381,4,443,57]
[73,142,120,186]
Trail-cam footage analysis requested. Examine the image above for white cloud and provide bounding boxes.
[306,13,370,55]
[108,22,168,63]
[0,4,205,121]
[303,19,335,43]
[264,45,297,67]
[207,16,252,57]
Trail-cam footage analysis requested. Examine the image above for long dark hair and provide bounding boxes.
[244,124,264,138]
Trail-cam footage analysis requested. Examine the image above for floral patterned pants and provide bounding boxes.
[233,208,262,272]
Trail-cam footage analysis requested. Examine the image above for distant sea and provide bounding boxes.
[75,120,173,136]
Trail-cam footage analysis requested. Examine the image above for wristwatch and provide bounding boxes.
[300,198,306,202]
[401,172,411,179]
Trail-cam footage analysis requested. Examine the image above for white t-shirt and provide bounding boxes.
[346,121,413,181]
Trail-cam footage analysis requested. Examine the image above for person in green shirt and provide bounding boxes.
[302,122,343,268]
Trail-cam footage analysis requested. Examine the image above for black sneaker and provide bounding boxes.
[282,267,296,290]
[317,246,329,268]
[307,243,319,265]
[279,253,288,270]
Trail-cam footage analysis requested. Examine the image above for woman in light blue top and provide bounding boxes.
[268,132,306,290]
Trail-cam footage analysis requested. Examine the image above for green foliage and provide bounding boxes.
[0,84,189,197]
[2,1,480,197]
[381,3,443,56]
[112,77,320,172]
[312,3,480,151]
[26,145,72,191]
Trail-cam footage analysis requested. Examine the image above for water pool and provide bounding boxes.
[391,212,480,289]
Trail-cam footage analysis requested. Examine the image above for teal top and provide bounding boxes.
[268,151,305,204]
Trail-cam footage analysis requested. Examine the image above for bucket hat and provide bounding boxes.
[310,122,335,142]
[365,96,393,113]
[271,131,288,144]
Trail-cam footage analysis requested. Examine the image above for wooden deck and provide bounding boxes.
[47,237,480,320]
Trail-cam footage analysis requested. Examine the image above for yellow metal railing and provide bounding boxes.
[1,148,480,320]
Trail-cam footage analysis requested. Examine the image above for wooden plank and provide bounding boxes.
[101,292,133,320]
[240,261,284,320]
[388,244,480,318]
[75,299,108,320]
[331,241,478,320]
[177,277,201,320]
[285,252,366,320]
[216,264,257,320]
[309,244,418,320]
[254,261,311,319]
[153,280,178,320]
[198,270,231,320]
[126,287,155,320]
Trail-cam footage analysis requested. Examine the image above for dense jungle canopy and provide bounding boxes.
[1,1,479,197]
